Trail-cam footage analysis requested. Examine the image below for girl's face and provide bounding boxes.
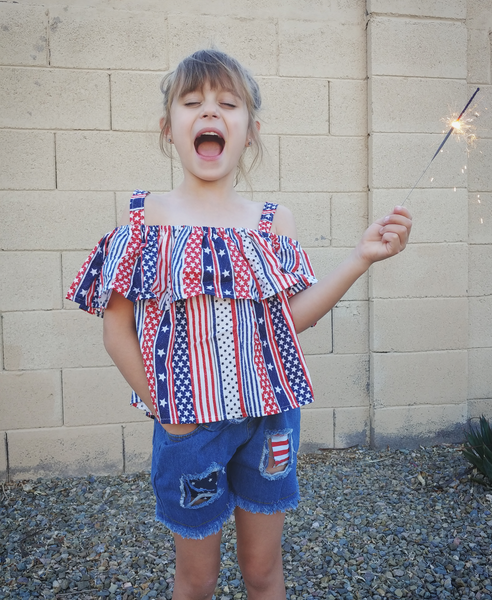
[168,81,252,185]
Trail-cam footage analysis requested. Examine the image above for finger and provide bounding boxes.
[393,205,412,220]
[382,231,402,255]
[379,224,410,245]
[382,214,413,229]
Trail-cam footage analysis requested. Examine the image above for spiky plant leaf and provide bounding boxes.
[462,415,492,483]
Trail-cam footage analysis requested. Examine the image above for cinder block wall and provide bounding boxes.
[0,0,491,480]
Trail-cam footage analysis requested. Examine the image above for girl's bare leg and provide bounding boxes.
[235,508,287,600]
[172,530,222,600]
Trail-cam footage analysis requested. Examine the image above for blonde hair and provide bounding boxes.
[159,49,264,186]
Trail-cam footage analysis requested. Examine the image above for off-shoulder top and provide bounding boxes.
[66,190,318,424]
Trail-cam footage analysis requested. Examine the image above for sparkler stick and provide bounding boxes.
[401,87,480,205]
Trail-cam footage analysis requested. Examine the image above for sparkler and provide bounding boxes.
[401,87,480,205]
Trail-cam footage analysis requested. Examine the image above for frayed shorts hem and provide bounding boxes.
[154,501,236,540]
[155,492,299,540]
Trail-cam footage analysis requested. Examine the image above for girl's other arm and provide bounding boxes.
[103,291,156,416]
[274,205,412,333]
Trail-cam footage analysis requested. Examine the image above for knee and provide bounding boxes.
[178,573,218,599]
[239,553,281,590]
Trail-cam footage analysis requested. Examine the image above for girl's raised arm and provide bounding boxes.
[275,205,412,333]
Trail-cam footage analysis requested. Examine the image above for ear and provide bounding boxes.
[160,117,171,137]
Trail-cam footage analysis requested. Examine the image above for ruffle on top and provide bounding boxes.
[66,224,317,316]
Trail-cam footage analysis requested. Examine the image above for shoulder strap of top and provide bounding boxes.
[129,190,149,226]
[257,202,278,233]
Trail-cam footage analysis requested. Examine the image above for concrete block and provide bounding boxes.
[298,311,332,356]
[469,297,492,348]
[468,139,492,192]
[332,301,369,354]
[63,367,149,426]
[468,399,492,421]
[370,133,467,190]
[56,132,171,191]
[468,348,492,400]
[305,354,369,409]
[0,131,55,190]
[0,67,110,130]
[0,370,63,430]
[469,192,492,244]
[371,188,467,243]
[123,420,154,473]
[168,15,277,75]
[252,191,331,247]
[371,403,467,448]
[334,407,369,448]
[370,243,468,299]
[308,247,368,301]
[467,0,492,29]
[467,29,491,85]
[3,310,110,371]
[368,17,467,79]
[368,0,466,18]
[371,298,468,352]
[279,19,366,79]
[471,85,492,139]
[469,245,492,296]
[330,79,367,137]
[7,424,123,480]
[299,407,333,452]
[370,77,468,133]
[111,71,164,132]
[80,0,364,22]
[49,7,168,70]
[258,77,329,135]
[0,191,116,251]
[236,136,280,192]
[0,252,62,311]
[0,433,6,482]
[281,136,367,192]
[0,4,47,66]
[372,350,467,408]
[331,193,368,247]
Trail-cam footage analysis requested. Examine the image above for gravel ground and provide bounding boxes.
[1,444,492,600]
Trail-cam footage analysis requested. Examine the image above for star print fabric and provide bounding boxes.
[66,191,318,424]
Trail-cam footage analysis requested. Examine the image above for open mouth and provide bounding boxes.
[194,131,225,158]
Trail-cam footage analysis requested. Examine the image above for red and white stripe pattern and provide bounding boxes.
[270,434,290,466]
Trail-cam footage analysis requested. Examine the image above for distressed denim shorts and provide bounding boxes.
[151,408,301,540]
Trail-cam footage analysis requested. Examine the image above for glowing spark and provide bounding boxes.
[454,187,457,192]
[481,218,484,224]
[430,177,434,182]
[402,87,480,205]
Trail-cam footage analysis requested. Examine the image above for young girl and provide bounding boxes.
[67,49,412,600]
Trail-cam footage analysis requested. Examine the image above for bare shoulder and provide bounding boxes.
[271,204,297,239]
[117,203,131,226]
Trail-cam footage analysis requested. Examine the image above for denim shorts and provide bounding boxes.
[151,408,301,540]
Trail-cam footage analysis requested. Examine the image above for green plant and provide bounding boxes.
[462,415,492,485]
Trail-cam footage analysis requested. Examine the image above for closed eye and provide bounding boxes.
[221,102,237,108]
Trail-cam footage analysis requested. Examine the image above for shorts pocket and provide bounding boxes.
[165,424,204,442]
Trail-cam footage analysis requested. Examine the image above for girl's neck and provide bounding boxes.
[176,171,240,208]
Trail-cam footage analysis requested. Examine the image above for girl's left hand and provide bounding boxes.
[355,205,412,266]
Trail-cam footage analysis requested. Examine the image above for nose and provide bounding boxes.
[200,99,219,119]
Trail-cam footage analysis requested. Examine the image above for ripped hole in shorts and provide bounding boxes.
[261,430,293,479]
[180,462,224,509]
